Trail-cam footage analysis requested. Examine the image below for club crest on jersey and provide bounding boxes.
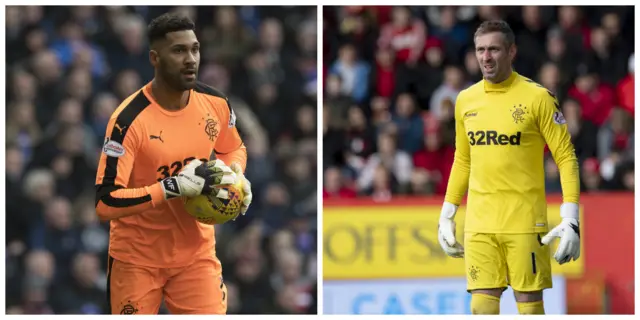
[200,114,219,141]
[510,104,528,124]
[553,111,567,125]
[103,137,125,157]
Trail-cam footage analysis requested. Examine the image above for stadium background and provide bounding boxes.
[5,6,317,314]
[322,5,634,315]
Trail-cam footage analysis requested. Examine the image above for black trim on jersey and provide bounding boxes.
[214,141,244,155]
[96,91,151,208]
[95,184,152,208]
[106,255,115,314]
[194,81,233,115]
[194,81,227,99]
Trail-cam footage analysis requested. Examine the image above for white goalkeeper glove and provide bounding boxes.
[230,163,252,216]
[438,201,464,258]
[541,203,581,265]
[160,159,236,199]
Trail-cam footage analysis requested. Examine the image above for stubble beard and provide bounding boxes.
[483,58,511,84]
[159,63,196,92]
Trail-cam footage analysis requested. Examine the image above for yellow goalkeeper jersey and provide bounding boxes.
[445,71,580,234]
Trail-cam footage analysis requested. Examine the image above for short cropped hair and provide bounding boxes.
[474,20,515,48]
[147,13,196,45]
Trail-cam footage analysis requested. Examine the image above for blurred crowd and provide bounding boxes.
[323,6,634,200]
[6,6,317,314]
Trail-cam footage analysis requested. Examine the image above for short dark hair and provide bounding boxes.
[147,13,196,45]
[474,20,515,48]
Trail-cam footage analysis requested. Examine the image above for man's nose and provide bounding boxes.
[185,52,196,64]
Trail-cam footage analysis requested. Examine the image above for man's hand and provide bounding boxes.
[230,163,252,216]
[541,203,580,264]
[438,202,464,258]
[161,159,235,199]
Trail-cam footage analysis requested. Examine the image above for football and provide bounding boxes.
[183,178,245,225]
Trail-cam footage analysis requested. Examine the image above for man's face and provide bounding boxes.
[151,30,200,91]
[475,32,515,83]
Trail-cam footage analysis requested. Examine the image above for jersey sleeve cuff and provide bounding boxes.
[148,183,166,208]
[444,195,461,206]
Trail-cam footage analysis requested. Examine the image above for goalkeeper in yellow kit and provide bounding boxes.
[438,20,581,315]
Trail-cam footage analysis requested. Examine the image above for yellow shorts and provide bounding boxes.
[464,232,552,292]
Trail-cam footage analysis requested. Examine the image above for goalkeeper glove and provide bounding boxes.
[541,203,580,264]
[229,162,252,216]
[161,159,236,199]
[438,201,464,258]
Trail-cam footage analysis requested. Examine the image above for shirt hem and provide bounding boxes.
[464,228,549,234]
[108,249,215,269]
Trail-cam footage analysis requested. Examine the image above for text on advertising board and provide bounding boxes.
[323,205,584,279]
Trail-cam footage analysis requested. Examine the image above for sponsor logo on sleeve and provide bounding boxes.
[228,108,237,128]
[553,111,567,125]
[103,137,125,157]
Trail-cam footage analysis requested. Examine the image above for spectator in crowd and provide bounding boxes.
[393,93,424,153]
[616,53,634,116]
[429,65,468,117]
[378,6,426,65]
[329,44,371,103]
[6,6,316,314]
[323,5,634,200]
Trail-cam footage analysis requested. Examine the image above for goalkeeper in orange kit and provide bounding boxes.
[437,20,581,315]
[95,13,252,314]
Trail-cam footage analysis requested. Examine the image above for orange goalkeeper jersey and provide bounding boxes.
[95,81,246,268]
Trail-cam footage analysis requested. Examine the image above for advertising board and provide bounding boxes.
[324,205,584,279]
[323,277,567,314]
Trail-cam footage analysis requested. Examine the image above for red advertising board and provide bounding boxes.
[324,192,634,314]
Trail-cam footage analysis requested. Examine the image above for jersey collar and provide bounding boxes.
[143,81,193,117]
[483,71,517,92]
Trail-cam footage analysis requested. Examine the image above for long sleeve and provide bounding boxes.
[444,95,471,205]
[95,114,166,221]
[536,91,580,204]
[214,99,247,172]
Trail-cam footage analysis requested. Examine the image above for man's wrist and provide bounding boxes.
[230,162,245,173]
[560,202,579,220]
[160,177,181,199]
[149,182,168,207]
[440,201,458,220]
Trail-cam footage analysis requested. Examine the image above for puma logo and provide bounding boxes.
[150,131,164,143]
[114,123,127,135]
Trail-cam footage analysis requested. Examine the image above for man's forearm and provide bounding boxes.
[444,159,470,205]
[556,156,580,204]
[95,183,166,221]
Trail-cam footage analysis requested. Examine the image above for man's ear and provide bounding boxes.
[509,44,517,61]
[149,50,159,68]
